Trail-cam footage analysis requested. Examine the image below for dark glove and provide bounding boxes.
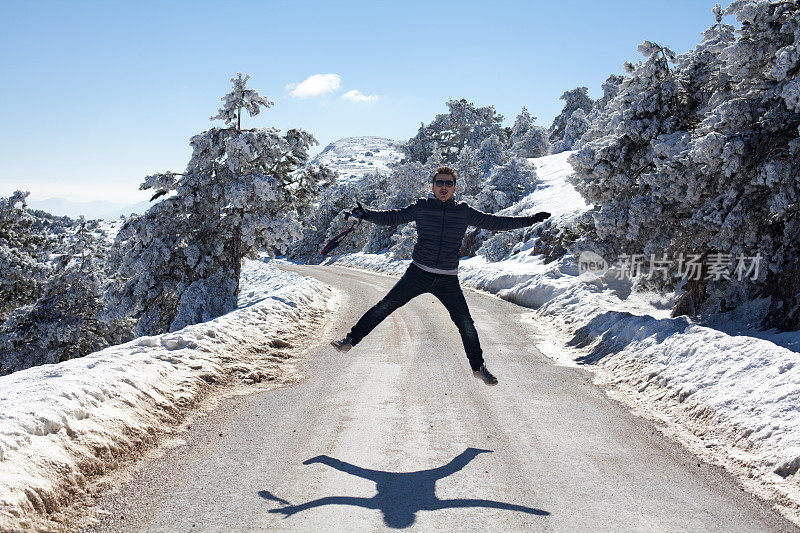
[348,201,370,220]
[526,211,551,225]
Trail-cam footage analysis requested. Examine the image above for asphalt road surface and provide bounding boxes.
[90,264,797,532]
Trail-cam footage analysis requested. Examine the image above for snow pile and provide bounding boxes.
[0,259,335,530]
[320,151,800,524]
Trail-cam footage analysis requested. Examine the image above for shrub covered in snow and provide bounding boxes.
[390,223,418,260]
[476,227,526,262]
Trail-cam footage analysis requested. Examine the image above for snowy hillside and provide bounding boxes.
[319,151,800,526]
[310,136,404,183]
[0,260,337,531]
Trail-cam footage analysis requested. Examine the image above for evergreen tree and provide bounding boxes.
[475,134,507,177]
[0,218,127,375]
[510,107,535,145]
[475,156,538,213]
[454,145,484,201]
[512,126,550,158]
[0,191,52,322]
[553,108,589,153]
[568,1,800,327]
[510,107,551,158]
[549,87,594,152]
[402,99,507,164]
[106,73,333,336]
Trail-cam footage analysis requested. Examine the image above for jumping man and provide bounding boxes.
[330,166,550,385]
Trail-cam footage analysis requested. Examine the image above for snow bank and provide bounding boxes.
[0,259,335,531]
[319,150,800,524]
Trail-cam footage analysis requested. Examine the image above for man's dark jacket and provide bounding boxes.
[364,195,532,271]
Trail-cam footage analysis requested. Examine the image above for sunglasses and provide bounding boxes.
[434,179,455,188]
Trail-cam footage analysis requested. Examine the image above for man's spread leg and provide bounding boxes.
[347,264,430,346]
[431,275,484,371]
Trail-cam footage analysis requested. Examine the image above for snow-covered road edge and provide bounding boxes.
[0,260,337,531]
[320,251,800,526]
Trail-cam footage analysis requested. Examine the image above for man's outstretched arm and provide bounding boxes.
[350,200,420,226]
[467,207,551,231]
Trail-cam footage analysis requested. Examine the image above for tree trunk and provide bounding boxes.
[233,213,242,296]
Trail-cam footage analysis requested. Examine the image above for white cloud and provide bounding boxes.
[286,73,341,98]
[341,89,379,103]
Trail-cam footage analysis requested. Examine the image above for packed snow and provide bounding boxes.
[310,136,404,183]
[318,151,800,525]
[0,260,336,531]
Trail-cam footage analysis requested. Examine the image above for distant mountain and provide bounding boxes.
[310,136,404,184]
[26,197,152,220]
[98,200,153,220]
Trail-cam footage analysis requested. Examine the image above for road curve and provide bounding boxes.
[90,264,797,532]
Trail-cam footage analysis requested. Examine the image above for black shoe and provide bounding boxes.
[330,335,353,353]
[473,364,498,385]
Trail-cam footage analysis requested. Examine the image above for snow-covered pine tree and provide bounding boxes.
[511,127,550,158]
[573,74,625,150]
[567,38,684,260]
[549,87,594,153]
[401,99,507,164]
[475,156,538,213]
[475,134,507,178]
[107,73,333,336]
[568,1,800,327]
[0,218,127,375]
[509,106,551,157]
[552,108,590,153]
[510,107,535,145]
[0,191,52,322]
[454,145,484,201]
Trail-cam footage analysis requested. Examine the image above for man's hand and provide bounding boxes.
[349,202,370,220]
[526,211,551,225]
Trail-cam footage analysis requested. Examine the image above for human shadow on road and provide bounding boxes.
[259,447,549,528]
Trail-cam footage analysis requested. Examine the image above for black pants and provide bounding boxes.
[348,263,484,371]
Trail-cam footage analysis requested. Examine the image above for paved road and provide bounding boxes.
[91,265,797,532]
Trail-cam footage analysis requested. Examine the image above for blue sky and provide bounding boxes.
[1,0,732,203]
